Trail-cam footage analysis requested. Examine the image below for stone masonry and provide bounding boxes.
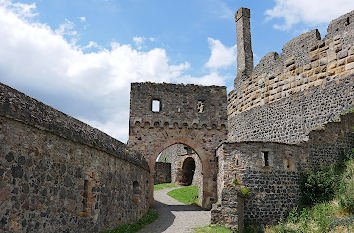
[157,144,202,187]
[128,82,228,208]
[212,8,354,230]
[228,10,354,143]
[154,162,171,185]
[0,83,150,233]
[0,6,353,233]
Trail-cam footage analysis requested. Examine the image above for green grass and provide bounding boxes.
[193,224,232,233]
[100,209,158,233]
[265,157,354,233]
[167,185,199,205]
[153,182,179,191]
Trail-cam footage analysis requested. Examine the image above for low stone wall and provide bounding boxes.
[216,112,353,226]
[211,186,244,232]
[304,112,354,169]
[216,142,305,225]
[0,82,150,233]
[154,162,171,184]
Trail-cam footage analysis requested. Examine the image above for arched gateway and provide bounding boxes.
[128,82,227,209]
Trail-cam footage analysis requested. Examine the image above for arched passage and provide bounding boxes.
[128,82,228,209]
[150,138,212,208]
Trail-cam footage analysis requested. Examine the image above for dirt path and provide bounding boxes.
[139,187,211,233]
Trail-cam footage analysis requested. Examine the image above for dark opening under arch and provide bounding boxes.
[177,157,196,186]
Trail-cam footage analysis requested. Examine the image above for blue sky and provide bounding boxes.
[0,0,353,142]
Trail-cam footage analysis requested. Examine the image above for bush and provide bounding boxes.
[337,157,354,213]
[300,164,339,205]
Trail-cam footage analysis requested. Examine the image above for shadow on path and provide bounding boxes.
[139,187,210,233]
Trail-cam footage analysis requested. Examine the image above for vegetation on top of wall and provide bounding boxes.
[265,156,354,233]
[153,182,179,191]
[167,185,199,205]
[100,209,158,233]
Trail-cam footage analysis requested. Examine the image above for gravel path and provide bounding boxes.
[139,187,211,233]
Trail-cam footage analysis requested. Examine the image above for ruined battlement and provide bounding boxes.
[130,82,227,130]
[0,82,149,170]
[229,10,354,117]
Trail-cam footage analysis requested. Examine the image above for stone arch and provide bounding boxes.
[150,137,214,208]
[128,82,228,209]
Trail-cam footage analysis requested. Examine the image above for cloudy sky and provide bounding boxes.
[0,0,353,142]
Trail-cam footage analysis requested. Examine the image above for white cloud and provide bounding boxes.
[79,16,86,22]
[266,0,354,30]
[0,1,233,142]
[55,19,77,36]
[133,36,144,50]
[205,38,236,69]
[179,72,226,86]
[132,36,155,50]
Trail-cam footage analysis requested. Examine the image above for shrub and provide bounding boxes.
[300,164,339,205]
[337,157,354,213]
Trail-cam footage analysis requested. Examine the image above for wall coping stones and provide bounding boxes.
[0,82,149,171]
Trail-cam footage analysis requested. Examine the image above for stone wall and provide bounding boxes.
[215,112,353,226]
[0,83,150,233]
[228,10,354,144]
[216,142,305,225]
[211,186,244,232]
[128,82,227,208]
[154,162,171,184]
[230,10,354,116]
[305,111,354,169]
[229,72,353,144]
[158,144,202,187]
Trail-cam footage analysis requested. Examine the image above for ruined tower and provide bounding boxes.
[234,7,253,91]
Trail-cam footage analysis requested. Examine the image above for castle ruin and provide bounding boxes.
[0,6,353,233]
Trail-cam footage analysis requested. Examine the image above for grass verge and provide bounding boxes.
[167,185,199,205]
[265,156,354,233]
[153,182,179,191]
[101,209,158,233]
[193,224,232,233]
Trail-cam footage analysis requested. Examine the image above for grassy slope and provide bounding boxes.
[193,224,232,233]
[167,185,199,205]
[265,157,354,233]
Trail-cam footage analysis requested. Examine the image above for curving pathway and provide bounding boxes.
[139,187,211,233]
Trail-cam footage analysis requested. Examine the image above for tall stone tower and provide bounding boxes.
[234,7,253,90]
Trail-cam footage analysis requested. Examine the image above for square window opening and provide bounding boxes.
[152,100,161,112]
